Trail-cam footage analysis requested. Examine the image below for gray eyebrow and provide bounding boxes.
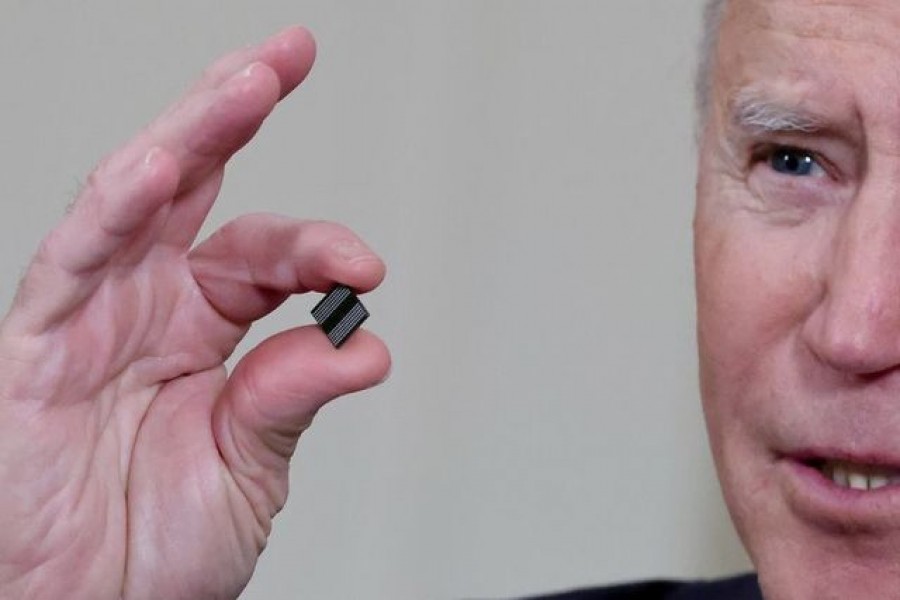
[731,88,824,134]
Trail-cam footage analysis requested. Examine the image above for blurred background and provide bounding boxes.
[0,1,750,598]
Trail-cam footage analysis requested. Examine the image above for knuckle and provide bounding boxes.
[82,170,101,197]
[81,165,111,208]
[32,221,72,270]
[88,150,121,184]
[33,229,57,263]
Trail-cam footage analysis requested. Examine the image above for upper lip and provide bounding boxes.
[784,448,900,471]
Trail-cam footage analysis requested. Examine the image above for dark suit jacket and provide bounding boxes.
[519,574,762,600]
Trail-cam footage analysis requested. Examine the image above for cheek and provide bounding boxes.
[694,212,825,441]
[693,210,830,560]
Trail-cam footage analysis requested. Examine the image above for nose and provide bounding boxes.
[802,174,900,377]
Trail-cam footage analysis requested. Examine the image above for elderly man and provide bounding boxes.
[694,0,900,597]
[0,0,890,599]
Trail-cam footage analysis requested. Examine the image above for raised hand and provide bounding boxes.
[0,26,390,600]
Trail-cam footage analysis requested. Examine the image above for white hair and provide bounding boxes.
[732,87,822,134]
[696,0,729,125]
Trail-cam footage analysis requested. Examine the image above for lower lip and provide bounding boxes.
[780,458,900,530]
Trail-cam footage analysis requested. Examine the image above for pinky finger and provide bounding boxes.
[7,147,180,334]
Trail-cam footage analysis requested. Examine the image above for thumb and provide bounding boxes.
[212,325,390,512]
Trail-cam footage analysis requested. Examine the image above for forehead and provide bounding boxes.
[723,0,900,46]
[714,0,900,135]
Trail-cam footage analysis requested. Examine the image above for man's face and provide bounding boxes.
[696,1,900,597]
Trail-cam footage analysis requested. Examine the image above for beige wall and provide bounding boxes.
[0,2,750,598]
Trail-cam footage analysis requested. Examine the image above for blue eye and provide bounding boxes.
[769,147,819,176]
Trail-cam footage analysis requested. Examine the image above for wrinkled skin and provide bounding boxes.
[697,1,900,598]
[0,27,390,599]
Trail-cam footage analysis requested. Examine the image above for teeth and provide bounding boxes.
[848,472,868,491]
[832,464,849,488]
[869,475,890,490]
[819,460,900,491]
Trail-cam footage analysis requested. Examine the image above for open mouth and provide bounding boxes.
[780,455,900,526]
[804,459,900,491]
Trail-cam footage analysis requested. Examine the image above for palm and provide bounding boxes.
[0,28,390,600]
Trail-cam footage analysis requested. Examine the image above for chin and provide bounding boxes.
[750,533,900,600]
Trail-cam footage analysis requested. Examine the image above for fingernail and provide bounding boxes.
[239,62,261,78]
[333,240,375,262]
[143,147,162,167]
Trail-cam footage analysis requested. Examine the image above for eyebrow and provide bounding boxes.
[730,88,825,135]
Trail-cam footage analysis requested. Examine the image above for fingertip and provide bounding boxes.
[90,145,181,239]
[328,237,387,293]
[336,329,392,390]
[228,61,282,105]
[226,326,391,429]
[357,256,387,293]
[279,25,317,60]
[284,326,391,394]
[142,146,181,197]
[191,62,281,158]
[265,25,317,98]
[315,330,392,403]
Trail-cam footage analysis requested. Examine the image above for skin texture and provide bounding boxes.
[696,1,900,598]
[0,27,390,599]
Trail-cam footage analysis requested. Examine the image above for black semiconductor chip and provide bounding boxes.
[311,285,370,348]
